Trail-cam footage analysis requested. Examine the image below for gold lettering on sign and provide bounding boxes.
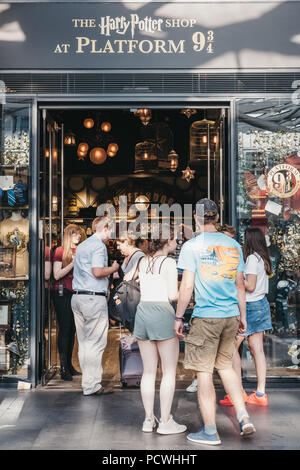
[75,37,186,54]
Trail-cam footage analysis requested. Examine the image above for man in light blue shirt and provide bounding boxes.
[71,216,119,396]
[174,199,255,445]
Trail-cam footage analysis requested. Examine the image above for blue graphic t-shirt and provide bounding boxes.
[177,232,245,318]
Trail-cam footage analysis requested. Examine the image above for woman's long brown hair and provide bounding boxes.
[62,224,81,267]
[243,228,272,276]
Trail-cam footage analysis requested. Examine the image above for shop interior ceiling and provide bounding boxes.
[48,108,221,176]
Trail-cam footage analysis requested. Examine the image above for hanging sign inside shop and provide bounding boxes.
[267,164,300,199]
[1,2,300,69]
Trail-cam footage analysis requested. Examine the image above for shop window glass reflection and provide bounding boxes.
[0,101,31,379]
[237,98,300,379]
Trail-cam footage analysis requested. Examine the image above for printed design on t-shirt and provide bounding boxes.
[6,229,26,252]
[198,246,240,282]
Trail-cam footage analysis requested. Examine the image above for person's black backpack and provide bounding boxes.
[108,257,143,332]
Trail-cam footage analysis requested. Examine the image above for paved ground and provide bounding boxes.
[0,387,299,450]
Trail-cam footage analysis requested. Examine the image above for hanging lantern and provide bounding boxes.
[101,122,111,132]
[168,149,179,172]
[77,149,86,161]
[181,109,197,119]
[78,142,89,153]
[89,147,107,165]
[107,143,118,154]
[83,118,94,129]
[134,109,152,126]
[107,143,118,157]
[135,141,157,173]
[64,132,76,146]
[52,148,58,159]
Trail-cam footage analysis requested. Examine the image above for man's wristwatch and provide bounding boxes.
[175,316,183,322]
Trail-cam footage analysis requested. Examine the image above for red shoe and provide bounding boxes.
[219,390,248,406]
[246,391,269,406]
[219,394,233,406]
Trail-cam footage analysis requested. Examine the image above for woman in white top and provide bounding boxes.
[220,227,272,407]
[127,224,187,435]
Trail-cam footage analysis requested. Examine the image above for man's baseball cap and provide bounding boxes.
[195,198,218,215]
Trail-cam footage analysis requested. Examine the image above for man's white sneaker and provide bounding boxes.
[186,378,198,393]
[142,416,158,432]
[157,416,187,435]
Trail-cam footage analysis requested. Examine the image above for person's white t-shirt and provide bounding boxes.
[245,253,269,302]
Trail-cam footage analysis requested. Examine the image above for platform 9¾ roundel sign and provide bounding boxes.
[267,163,300,198]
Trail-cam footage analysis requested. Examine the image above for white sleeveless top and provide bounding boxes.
[138,256,177,303]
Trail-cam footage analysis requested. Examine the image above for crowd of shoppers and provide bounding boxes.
[48,198,273,445]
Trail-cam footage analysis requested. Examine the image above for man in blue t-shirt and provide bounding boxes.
[174,199,255,445]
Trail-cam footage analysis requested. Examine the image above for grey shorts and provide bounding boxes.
[133,301,176,341]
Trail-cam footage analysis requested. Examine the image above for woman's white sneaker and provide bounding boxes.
[142,416,157,432]
[157,416,187,435]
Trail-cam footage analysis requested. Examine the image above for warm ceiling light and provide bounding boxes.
[135,195,150,211]
[78,142,89,153]
[202,135,208,144]
[108,143,118,153]
[89,147,107,165]
[101,122,111,132]
[83,118,94,129]
[45,149,50,158]
[213,135,218,144]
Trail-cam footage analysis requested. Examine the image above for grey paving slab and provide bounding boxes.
[0,388,299,450]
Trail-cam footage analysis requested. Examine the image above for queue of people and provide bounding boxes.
[49,198,273,446]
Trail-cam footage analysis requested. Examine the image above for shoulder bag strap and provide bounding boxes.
[131,255,145,280]
[159,256,168,274]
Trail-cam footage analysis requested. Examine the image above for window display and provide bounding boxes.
[0,101,31,379]
[237,98,300,378]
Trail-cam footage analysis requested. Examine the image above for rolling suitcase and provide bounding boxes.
[119,334,143,388]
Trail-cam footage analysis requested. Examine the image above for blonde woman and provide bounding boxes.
[53,224,82,381]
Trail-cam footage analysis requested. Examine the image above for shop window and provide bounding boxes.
[236,98,300,379]
[0,101,31,380]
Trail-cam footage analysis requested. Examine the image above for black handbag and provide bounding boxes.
[108,266,124,323]
[109,257,143,332]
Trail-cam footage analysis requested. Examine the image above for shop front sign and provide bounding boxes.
[1,2,300,69]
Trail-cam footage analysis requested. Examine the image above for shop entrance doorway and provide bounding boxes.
[38,104,230,387]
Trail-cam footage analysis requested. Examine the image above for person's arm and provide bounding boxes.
[174,270,195,338]
[162,258,178,302]
[174,241,196,338]
[244,254,258,293]
[53,248,74,280]
[235,272,247,334]
[92,262,119,279]
[45,261,52,281]
[244,274,257,293]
